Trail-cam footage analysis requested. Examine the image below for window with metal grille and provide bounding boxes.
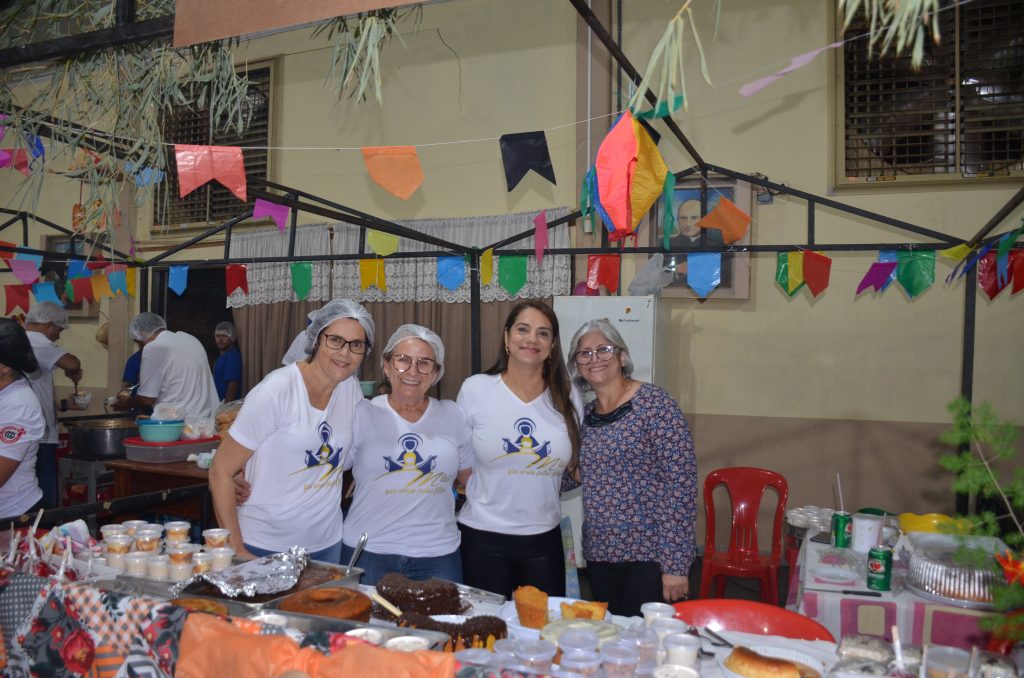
[838,0,1024,185]
[153,64,272,228]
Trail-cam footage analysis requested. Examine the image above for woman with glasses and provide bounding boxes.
[457,300,581,598]
[339,324,472,584]
[564,319,697,617]
[210,299,374,562]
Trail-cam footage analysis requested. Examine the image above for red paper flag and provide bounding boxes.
[699,197,751,245]
[226,264,249,295]
[802,250,832,297]
[4,284,29,314]
[0,240,16,263]
[977,251,1009,300]
[11,149,30,176]
[361,146,424,200]
[1012,250,1024,295]
[174,145,247,201]
[533,210,548,264]
[71,277,96,303]
[586,254,621,293]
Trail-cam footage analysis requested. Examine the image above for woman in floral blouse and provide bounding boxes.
[564,318,697,616]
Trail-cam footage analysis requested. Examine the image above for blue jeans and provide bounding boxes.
[244,540,343,564]
[35,443,58,509]
[339,545,462,586]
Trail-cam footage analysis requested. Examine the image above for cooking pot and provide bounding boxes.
[64,418,139,460]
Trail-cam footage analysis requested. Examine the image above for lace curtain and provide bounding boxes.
[331,208,572,303]
[226,225,333,308]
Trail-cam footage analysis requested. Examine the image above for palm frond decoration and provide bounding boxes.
[628,0,712,120]
[837,0,941,69]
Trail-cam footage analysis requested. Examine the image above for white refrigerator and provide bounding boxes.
[553,295,671,566]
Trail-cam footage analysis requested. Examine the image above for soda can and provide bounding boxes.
[831,511,852,548]
[867,545,893,591]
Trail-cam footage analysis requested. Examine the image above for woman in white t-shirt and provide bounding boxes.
[209,299,374,563]
[457,300,581,598]
[341,324,473,584]
[0,318,45,519]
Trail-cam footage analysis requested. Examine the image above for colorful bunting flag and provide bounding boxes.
[876,250,899,291]
[996,226,1023,286]
[948,241,994,284]
[71,278,95,303]
[939,243,972,262]
[359,259,387,291]
[226,264,249,295]
[361,146,424,200]
[977,251,1010,300]
[897,250,935,298]
[802,250,832,297]
[367,230,399,257]
[124,162,165,188]
[1012,250,1024,295]
[480,249,494,286]
[586,254,620,293]
[775,252,804,297]
[290,262,313,300]
[126,267,136,296]
[533,210,548,265]
[739,42,843,98]
[436,256,465,291]
[4,284,29,314]
[168,265,189,296]
[0,240,15,262]
[787,252,805,295]
[699,197,752,245]
[108,270,128,296]
[91,274,114,299]
[498,256,528,296]
[31,281,62,305]
[499,131,556,191]
[14,252,42,267]
[253,198,290,232]
[686,253,721,298]
[67,260,89,279]
[855,261,898,295]
[27,134,45,160]
[9,259,40,284]
[174,144,247,201]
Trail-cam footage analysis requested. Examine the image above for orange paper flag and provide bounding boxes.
[699,197,751,244]
[359,258,387,291]
[174,144,247,201]
[91,274,114,299]
[361,146,424,200]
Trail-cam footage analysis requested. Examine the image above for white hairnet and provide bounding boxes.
[25,301,69,328]
[130,312,167,341]
[214,321,235,339]
[382,324,445,384]
[304,299,374,355]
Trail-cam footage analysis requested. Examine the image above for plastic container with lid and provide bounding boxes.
[492,638,519,663]
[123,436,219,464]
[558,628,600,654]
[454,648,494,667]
[559,649,602,676]
[619,624,659,670]
[924,646,971,678]
[514,639,557,673]
[601,640,640,678]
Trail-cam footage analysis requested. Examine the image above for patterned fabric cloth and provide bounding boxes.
[568,382,698,576]
[0,571,46,664]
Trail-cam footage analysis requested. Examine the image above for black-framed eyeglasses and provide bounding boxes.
[573,344,617,365]
[321,334,369,354]
[392,354,438,375]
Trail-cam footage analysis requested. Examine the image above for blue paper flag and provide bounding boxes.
[28,134,45,160]
[168,265,189,296]
[878,250,899,291]
[436,256,466,291]
[31,281,63,305]
[108,270,128,296]
[14,252,43,267]
[686,253,722,298]
[67,260,89,279]
[126,161,166,188]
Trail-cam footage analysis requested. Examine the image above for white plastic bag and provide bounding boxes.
[182,416,215,440]
[152,402,186,421]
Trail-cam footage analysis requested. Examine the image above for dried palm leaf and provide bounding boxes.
[837,0,941,69]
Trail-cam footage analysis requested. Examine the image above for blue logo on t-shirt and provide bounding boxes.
[494,417,554,467]
[299,421,343,481]
[382,433,437,476]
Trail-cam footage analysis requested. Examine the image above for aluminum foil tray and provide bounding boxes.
[178,560,363,606]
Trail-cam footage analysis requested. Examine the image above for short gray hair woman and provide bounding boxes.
[566,318,634,390]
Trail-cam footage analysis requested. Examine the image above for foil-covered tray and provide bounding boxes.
[904,532,1006,609]
[242,609,450,651]
[176,560,363,606]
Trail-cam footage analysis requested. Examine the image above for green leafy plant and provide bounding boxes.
[837,0,942,70]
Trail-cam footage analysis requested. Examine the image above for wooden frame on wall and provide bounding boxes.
[648,174,753,300]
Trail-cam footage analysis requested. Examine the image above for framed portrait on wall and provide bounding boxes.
[648,175,753,300]
[40,235,101,319]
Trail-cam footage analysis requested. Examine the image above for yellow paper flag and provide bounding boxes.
[939,243,972,262]
[367,230,399,257]
[786,251,805,294]
[92,273,114,299]
[359,258,387,292]
[481,249,494,286]
[126,267,136,297]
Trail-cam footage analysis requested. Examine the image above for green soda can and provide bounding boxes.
[831,511,852,548]
[867,545,893,591]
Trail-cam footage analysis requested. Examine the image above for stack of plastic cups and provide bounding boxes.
[559,649,602,676]
[559,628,600,655]
[515,639,557,674]
[621,623,660,675]
[453,648,494,668]
[492,638,519,667]
[601,641,640,677]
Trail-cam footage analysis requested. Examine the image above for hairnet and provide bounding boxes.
[304,299,374,355]
[129,312,167,341]
[214,321,235,339]
[382,324,445,384]
[25,301,69,329]
[0,318,39,374]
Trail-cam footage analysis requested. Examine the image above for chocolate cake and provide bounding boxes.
[373,573,465,619]
[397,612,507,652]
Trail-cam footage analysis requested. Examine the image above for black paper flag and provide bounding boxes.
[499,131,556,192]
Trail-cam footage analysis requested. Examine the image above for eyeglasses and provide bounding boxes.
[391,354,438,375]
[573,344,617,365]
[321,334,369,354]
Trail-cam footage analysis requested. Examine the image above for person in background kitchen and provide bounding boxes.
[0,318,45,519]
[213,321,243,402]
[24,302,82,509]
[113,312,219,420]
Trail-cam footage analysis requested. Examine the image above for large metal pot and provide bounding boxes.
[64,418,138,459]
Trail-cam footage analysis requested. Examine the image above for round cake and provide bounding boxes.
[374,573,464,619]
[278,586,372,622]
[397,612,507,652]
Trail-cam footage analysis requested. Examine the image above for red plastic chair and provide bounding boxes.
[700,467,788,605]
[673,599,835,642]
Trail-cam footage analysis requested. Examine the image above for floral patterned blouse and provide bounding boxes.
[565,382,697,576]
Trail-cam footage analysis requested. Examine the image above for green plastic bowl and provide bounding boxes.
[136,419,185,443]
[360,380,377,397]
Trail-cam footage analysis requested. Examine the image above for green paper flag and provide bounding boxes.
[662,171,676,251]
[290,261,313,301]
[65,279,75,303]
[775,252,804,297]
[896,250,935,298]
[498,255,528,296]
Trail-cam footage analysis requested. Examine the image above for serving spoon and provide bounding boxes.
[345,531,368,576]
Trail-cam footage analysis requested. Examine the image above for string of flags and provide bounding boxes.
[0,244,138,314]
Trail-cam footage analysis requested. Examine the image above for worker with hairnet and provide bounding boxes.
[213,321,243,402]
[281,308,320,365]
[114,312,219,420]
[24,302,82,509]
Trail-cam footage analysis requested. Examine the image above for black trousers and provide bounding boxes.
[459,523,566,599]
[586,560,664,617]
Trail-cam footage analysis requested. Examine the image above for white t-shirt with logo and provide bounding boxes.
[456,373,581,536]
[138,330,220,420]
[0,378,45,516]
[343,396,473,557]
[230,364,362,553]
[26,330,67,444]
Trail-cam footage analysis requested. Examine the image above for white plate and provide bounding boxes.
[719,645,827,678]
[497,596,611,640]
[809,565,859,584]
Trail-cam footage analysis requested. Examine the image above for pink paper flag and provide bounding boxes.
[534,209,548,264]
[856,261,898,295]
[0,149,10,168]
[9,259,40,284]
[740,42,843,98]
[253,198,290,232]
